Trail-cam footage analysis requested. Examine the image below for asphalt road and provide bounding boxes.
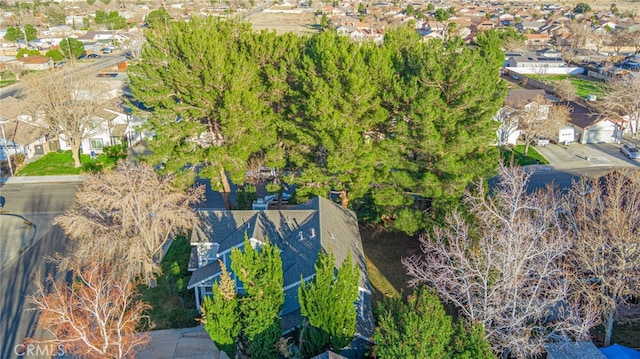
[525,166,624,193]
[0,181,80,359]
[0,54,126,99]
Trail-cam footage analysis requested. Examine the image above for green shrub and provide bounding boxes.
[102,143,127,160]
[45,49,64,62]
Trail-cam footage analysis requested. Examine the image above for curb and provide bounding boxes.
[0,175,86,184]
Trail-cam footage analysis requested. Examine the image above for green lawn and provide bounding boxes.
[16,150,119,176]
[0,79,17,87]
[501,145,549,166]
[139,235,200,330]
[529,74,607,99]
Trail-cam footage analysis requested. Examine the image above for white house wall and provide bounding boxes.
[581,120,616,144]
[507,67,585,75]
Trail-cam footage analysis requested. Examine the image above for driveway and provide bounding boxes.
[534,142,640,170]
[137,327,229,359]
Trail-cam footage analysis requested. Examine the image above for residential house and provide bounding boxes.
[507,55,567,68]
[17,56,53,71]
[546,341,607,359]
[76,31,128,44]
[46,25,74,37]
[312,351,348,359]
[476,20,495,31]
[495,89,548,145]
[499,13,515,23]
[0,97,50,159]
[537,48,563,58]
[517,21,545,32]
[615,22,640,33]
[78,108,147,155]
[524,33,550,47]
[187,196,375,358]
[561,101,621,144]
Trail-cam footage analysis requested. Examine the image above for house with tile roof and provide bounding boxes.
[187,196,375,357]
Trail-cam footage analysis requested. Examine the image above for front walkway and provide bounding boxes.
[137,326,229,359]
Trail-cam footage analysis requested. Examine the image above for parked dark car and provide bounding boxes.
[87,53,101,59]
[124,51,134,59]
[54,61,66,68]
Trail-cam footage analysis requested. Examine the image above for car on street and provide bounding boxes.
[537,136,550,146]
[87,53,101,59]
[620,143,640,159]
[54,61,66,68]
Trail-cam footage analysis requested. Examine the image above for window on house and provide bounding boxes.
[90,138,104,150]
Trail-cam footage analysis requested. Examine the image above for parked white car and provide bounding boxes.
[620,143,640,159]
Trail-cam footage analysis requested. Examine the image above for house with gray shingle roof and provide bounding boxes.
[546,341,607,359]
[187,196,374,357]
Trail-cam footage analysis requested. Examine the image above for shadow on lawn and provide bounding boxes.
[360,224,421,306]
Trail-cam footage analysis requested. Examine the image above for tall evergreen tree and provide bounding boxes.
[231,237,284,357]
[201,263,241,358]
[286,32,387,207]
[371,30,506,233]
[128,19,281,208]
[298,251,359,356]
[374,286,494,358]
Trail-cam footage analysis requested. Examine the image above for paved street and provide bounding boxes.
[0,54,126,99]
[0,180,81,359]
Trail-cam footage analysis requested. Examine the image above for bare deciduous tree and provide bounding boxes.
[606,29,632,56]
[403,165,598,358]
[509,95,569,155]
[23,70,118,167]
[26,261,152,359]
[595,76,640,137]
[55,161,203,284]
[562,21,590,64]
[554,79,577,102]
[5,61,24,81]
[563,169,640,347]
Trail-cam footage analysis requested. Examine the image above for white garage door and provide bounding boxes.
[584,130,614,144]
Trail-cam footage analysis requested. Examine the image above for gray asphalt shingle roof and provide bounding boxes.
[188,196,374,338]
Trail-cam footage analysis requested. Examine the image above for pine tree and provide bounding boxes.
[128,19,281,209]
[285,32,386,207]
[201,262,241,357]
[298,251,359,356]
[371,30,506,232]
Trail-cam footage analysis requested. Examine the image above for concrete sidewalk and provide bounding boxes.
[0,175,86,184]
[137,326,230,359]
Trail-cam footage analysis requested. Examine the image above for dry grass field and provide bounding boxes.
[247,11,322,35]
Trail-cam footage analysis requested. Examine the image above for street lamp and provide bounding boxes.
[0,120,14,177]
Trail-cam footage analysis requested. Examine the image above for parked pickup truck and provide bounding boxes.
[537,137,550,146]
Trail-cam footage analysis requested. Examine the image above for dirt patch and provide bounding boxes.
[247,11,321,35]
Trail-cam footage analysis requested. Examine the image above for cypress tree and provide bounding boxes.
[201,262,241,357]
[298,251,359,356]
